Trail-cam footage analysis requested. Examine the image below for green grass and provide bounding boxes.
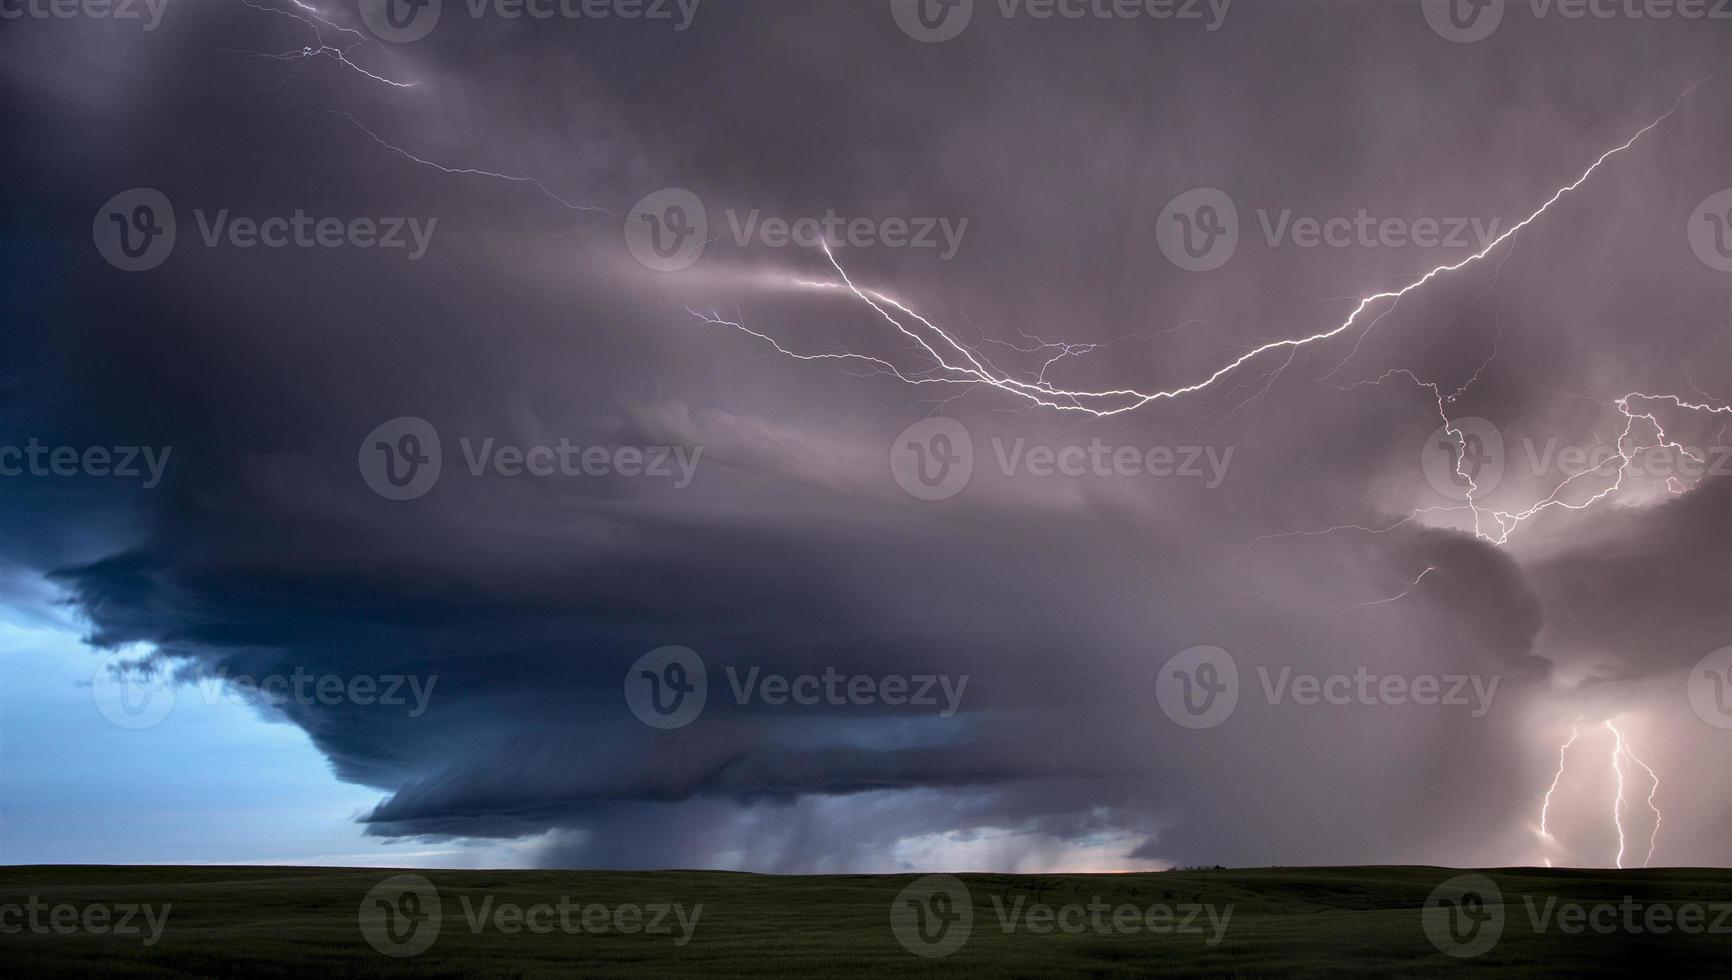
[1,865,1728,977]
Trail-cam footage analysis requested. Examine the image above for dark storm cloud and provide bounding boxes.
[3,1,1728,869]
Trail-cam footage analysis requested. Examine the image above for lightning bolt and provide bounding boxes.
[1626,738,1664,869]
[1424,390,1732,547]
[697,80,1708,420]
[1342,565,1437,612]
[326,110,620,218]
[1538,724,1580,848]
[1608,720,1630,869]
[1606,720,1663,869]
[1538,721,1664,869]
[230,0,417,90]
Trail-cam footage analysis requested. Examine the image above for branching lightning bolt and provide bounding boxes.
[694,81,1707,421]
[231,0,416,90]
[1537,721,1664,869]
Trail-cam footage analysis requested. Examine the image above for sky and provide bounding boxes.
[0,0,1729,872]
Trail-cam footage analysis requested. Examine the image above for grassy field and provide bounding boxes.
[1,864,1728,977]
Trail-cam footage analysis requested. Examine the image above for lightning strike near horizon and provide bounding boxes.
[1606,720,1664,869]
[1536,721,1664,869]
[1538,724,1581,846]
